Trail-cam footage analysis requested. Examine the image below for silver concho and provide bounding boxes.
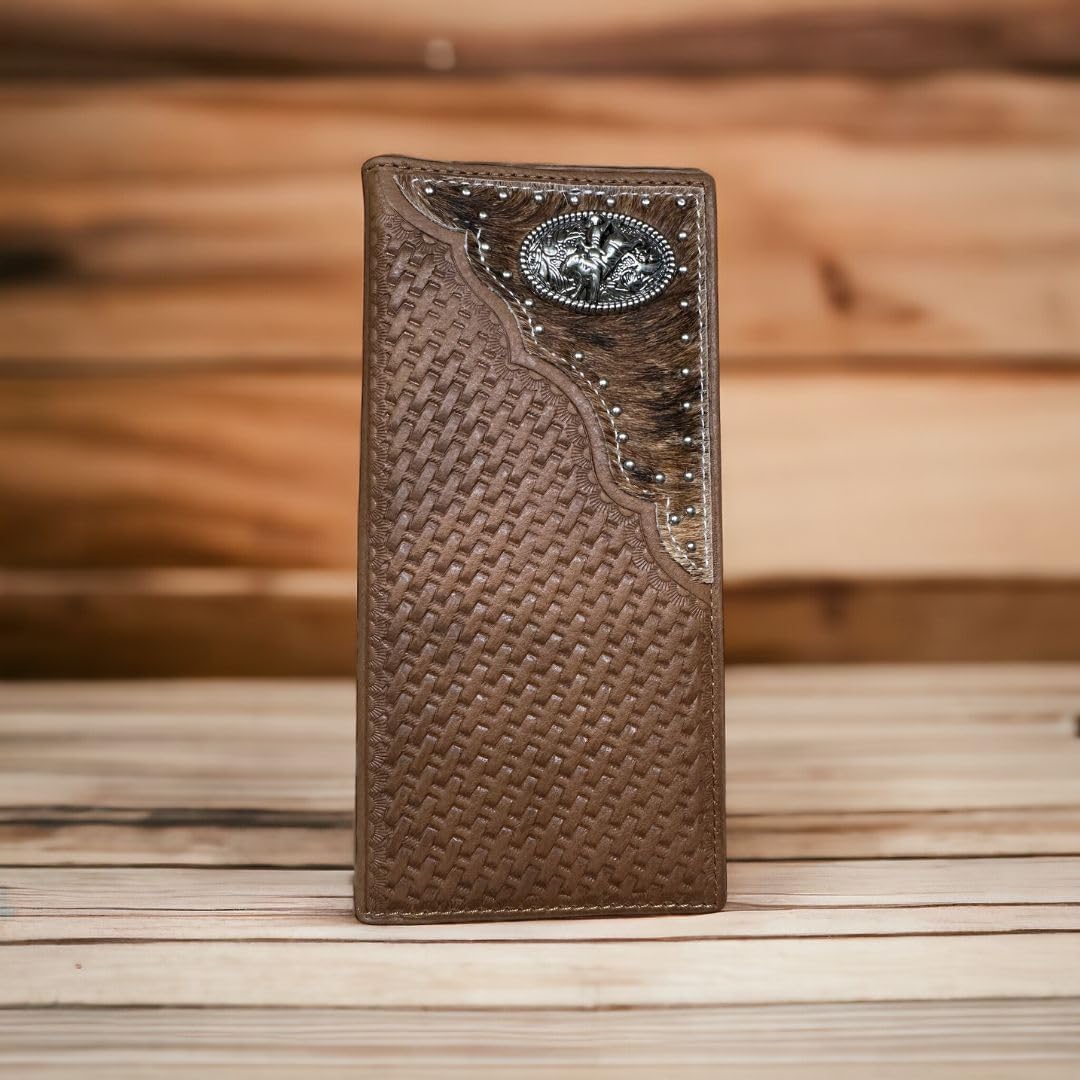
[519,211,676,313]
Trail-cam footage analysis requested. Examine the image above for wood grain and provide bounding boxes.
[1,0,1076,76]
[4,860,1080,942]
[727,577,1080,662]
[5,800,1079,866]
[0,375,360,570]
[6,571,1080,675]
[2,75,1078,363]
[1,1067,1078,1080]
[3,73,1078,667]
[3,371,1078,577]
[2,669,1077,863]
[7,934,1080,1007]
[1,1004,1078,1072]
[1,669,1077,1070]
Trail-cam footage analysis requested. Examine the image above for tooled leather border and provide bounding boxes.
[357,157,725,921]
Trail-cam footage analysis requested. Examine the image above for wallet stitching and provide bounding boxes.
[370,160,706,189]
[363,900,717,918]
[365,166,722,917]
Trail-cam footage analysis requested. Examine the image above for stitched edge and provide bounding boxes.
[363,899,718,920]
[368,160,708,187]
[362,161,722,919]
[692,191,721,908]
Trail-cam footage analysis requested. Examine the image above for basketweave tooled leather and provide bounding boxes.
[356,156,724,924]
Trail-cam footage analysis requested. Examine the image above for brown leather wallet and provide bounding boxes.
[356,156,724,923]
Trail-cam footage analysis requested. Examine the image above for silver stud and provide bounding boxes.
[461,187,472,196]
[597,378,609,389]
[682,435,693,447]
[524,298,533,307]
[569,194,580,205]
[534,325,544,334]
[478,210,489,220]
[679,299,690,308]
[610,405,622,416]
[605,196,616,207]
[686,541,696,552]
[654,472,665,483]
[480,241,491,251]
[685,506,697,516]
[533,192,544,202]
[676,197,687,207]
[501,270,512,279]
[681,401,693,411]
[680,333,691,342]
[641,196,651,206]
[677,230,688,241]
[678,367,690,378]
[498,190,509,200]
[623,459,635,470]
[678,265,689,274]
[616,432,628,443]
[669,513,680,525]
[423,184,435,195]
[573,351,584,361]
[683,471,695,482]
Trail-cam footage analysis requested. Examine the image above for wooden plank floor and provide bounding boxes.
[2,665,1079,1074]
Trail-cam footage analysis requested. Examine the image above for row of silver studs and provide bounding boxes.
[677,235,696,548]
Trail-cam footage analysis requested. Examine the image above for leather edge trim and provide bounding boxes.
[357,899,723,926]
[364,154,713,188]
[354,166,379,920]
[702,171,727,909]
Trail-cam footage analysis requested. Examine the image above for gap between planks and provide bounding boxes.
[5,807,1080,866]
[0,1069,1077,1080]
[2,860,1080,943]
[2,668,1079,863]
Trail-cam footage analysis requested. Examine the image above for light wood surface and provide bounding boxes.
[1,666,1078,1072]
[0,1069,1060,1080]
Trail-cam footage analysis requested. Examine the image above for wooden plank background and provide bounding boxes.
[1,1,1079,674]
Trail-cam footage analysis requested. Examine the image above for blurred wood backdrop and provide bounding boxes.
[1,0,1079,675]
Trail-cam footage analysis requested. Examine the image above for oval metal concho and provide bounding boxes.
[519,211,677,314]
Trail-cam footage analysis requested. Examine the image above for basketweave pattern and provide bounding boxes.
[363,210,717,918]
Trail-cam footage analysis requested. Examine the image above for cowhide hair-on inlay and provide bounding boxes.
[403,173,715,583]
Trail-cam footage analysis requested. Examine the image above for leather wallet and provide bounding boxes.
[356,155,724,923]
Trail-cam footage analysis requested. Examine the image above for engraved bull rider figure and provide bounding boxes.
[538,214,661,305]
